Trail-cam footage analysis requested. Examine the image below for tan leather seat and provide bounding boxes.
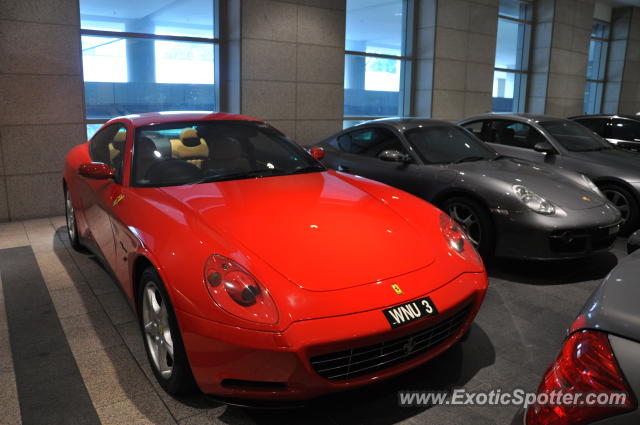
[108,131,127,164]
[170,129,209,168]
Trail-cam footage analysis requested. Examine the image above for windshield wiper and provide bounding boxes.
[577,147,612,152]
[454,156,486,164]
[289,165,325,174]
[189,165,325,185]
[192,169,281,184]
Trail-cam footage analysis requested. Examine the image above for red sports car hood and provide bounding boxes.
[160,171,437,291]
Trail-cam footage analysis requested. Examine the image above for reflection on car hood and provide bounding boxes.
[159,171,437,291]
[573,251,640,343]
[569,149,640,175]
[452,158,605,210]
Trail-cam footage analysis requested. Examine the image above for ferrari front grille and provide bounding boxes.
[309,304,471,381]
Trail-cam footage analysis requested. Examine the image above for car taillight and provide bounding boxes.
[204,254,278,324]
[439,212,482,266]
[526,330,636,425]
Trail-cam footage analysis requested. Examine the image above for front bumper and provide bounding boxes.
[176,272,487,401]
[492,204,621,260]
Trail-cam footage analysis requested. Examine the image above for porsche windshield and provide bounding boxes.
[538,120,612,152]
[405,125,499,164]
[132,121,324,187]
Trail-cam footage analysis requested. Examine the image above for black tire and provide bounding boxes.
[598,183,639,235]
[64,188,82,251]
[442,197,495,259]
[137,267,197,395]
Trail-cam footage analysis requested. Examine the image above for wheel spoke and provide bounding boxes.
[141,280,174,379]
[158,343,171,375]
[146,287,161,318]
[144,321,156,337]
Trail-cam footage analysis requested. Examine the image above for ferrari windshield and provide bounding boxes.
[405,125,499,164]
[539,120,611,152]
[132,121,324,187]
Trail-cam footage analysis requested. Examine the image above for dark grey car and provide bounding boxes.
[518,241,640,424]
[314,118,621,260]
[569,114,640,152]
[458,113,640,233]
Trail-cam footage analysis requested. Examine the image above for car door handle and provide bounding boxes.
[338,164,352,173]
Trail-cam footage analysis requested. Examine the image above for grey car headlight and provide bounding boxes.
[581,174,603,196]
[512,185,563,215]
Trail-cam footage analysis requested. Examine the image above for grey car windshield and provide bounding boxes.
[406,126,498,164]
[538,120,611,152]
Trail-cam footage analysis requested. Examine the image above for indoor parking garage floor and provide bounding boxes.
[0,217,624,425]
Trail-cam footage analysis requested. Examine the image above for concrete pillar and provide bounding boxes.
[0,0,86,220]
[526,0,595,116]
[412,0,436,117]
[238,0,346,145]
[618,7,640,114]
[429,0,498,121]
[125,19,155,83]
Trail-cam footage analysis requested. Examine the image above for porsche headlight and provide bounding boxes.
[204,254,278,324]
[512,185,560,215]
[581,174,602,195]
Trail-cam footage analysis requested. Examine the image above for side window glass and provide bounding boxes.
[337,134,351,152]
[612,120,640,141]
[89,124,127,182]
[348,128,407,159]
[462,121,484,139]
[490,120,541,149]
[576,118,607,136]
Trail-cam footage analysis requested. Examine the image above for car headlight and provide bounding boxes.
[204,254,278,324]
[580,174,603,195]
[512,185,561,215]
[439,213,482,266]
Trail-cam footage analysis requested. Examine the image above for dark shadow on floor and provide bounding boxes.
[486,251,618,285]
[52,226,225,420]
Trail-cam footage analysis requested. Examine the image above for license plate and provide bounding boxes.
[383,297,439,328]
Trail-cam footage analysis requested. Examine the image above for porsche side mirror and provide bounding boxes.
[533,141,556,154]
[379,150,411,163]
[309,147,325,161]
[79,162,115,180]
[627,230,640,254]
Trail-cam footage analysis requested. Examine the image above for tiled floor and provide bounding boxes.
[0,217,626,425]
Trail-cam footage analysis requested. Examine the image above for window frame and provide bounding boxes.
[80,1,220,135]
[584,19,610,114]
[338,126,412,160]
[492,0,533,113]
[89,122,128,183]
[343,0,415,127]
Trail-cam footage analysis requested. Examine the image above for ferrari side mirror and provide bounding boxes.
[309,147,325,161]
[79,162,115,180]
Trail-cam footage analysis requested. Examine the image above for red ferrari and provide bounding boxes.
[63,112,488,400]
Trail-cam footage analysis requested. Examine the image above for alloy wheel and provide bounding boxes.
[603,188,630,224]
[447,203,481,246]
[65,191,76,241]
[142,280,174,379]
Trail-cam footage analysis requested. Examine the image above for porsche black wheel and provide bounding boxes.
[443,197,494,258]
[599,184,638,235]
[138,267,197,395]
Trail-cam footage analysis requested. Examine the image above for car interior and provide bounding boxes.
[131,124,312,186]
